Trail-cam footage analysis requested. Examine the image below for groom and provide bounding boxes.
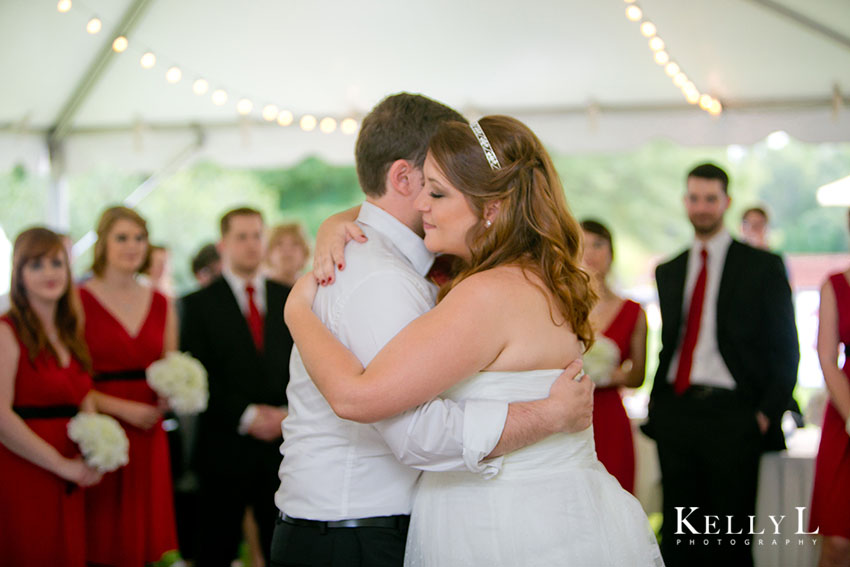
[271,93,593,567]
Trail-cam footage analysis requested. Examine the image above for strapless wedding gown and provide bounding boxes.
[404,370,664,567]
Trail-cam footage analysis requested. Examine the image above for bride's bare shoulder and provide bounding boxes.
[446,266,539,300]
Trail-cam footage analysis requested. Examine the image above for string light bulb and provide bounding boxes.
[626,5,642,21]
[685,89,700,104]
[211,89,228,106]
[277,110,294,126]
[165,66,182,83]
[654,50,669,65]
[300,115,317,131]
[262,104,279,121]
[140,52,156,69]
[640,22,656,37]
[649,37,665,51]
[319,117,337,133]
[112,36,128,53]
[340,118,358,135]
[57,0,72,13]
[709,99,722,115]
[699,94,713,110]
[665,62,680,77]
[86,17,102,34]
[236,99,253,115]
[192,78,209,95]
[673,72,688,87]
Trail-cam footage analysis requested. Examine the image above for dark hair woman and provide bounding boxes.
[0,227,100,566]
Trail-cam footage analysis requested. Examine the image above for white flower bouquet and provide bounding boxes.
[67,413,130,473]
[582,336,620,387]
[146,351,209,415]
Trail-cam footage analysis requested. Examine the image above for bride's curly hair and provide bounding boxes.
[429,115,596,347]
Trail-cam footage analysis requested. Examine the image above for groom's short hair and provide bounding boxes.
[355,92,465,198]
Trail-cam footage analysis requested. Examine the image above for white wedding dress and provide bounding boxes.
[404,370,664,567]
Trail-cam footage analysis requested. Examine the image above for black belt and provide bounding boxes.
[682,384,738,400]
[280,512,409,531]
[94,369,147,382]
[13,405,78,419]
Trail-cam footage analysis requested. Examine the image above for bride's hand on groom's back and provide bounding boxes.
[313,210,367,285]
[546,360,594,433]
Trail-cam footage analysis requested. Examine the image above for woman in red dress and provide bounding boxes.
[81,206,179,566]
[0,227,101,566]
[580,220,647,494]
[811,267,850,567]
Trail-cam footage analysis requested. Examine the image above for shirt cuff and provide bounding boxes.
[462,399,509,479]
[238,404,258,435]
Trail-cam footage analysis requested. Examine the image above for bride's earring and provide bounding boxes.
[485,219,492,228]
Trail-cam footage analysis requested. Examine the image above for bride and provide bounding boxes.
[285,115,663,566]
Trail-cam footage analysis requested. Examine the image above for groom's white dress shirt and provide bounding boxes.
[276,202,508,521]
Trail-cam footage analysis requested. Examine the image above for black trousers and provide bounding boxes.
[270,516,409,567]
[653,386,762,567]
[194,468,281,567]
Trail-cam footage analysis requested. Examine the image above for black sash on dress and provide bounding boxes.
[13,405,79,419]
[94,369,147,382]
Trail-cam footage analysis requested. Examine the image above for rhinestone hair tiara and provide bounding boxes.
[470,121,502,171]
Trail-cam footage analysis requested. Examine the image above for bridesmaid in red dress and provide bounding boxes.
[811,267,850,567]
[81,206,179,566]
[0,227,101,566]
[581,220,647,494]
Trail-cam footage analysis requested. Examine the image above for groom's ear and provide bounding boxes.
[386,159,417,197]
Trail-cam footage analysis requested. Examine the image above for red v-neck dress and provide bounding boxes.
[0,315,92,566]
[591,299,642,494]
[79,286,177,566]
[810,272,850,537]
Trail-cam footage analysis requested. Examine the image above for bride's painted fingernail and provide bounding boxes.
[338,263,343,270]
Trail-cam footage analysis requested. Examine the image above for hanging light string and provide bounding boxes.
[623,0,722,116]
[55,0,360,134]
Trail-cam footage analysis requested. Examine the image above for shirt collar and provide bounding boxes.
[358,202,435,277]
[691,228,732,259]
[222,266,264,293]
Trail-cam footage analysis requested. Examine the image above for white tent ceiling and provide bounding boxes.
[1,0,849,175]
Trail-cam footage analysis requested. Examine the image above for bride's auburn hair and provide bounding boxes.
[429,115,596,347]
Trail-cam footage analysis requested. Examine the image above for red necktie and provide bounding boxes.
[427,255,454,286]
[674,247,708,395]
[245,284,264,352]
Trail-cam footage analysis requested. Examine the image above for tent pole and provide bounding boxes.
[742,0,850,51]
[48,0,156,146]
[46,137,70,233]
[71,128,205,259]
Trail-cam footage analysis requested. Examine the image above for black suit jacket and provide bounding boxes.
[180,276,293,478]
[647,240,799,451]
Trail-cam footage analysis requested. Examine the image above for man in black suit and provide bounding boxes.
[181,207,292,566]
[644,163,799,567]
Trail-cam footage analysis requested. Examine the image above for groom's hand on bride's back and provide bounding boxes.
[546,360,594,433]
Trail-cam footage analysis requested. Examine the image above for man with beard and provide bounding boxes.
[644,163,799,567]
